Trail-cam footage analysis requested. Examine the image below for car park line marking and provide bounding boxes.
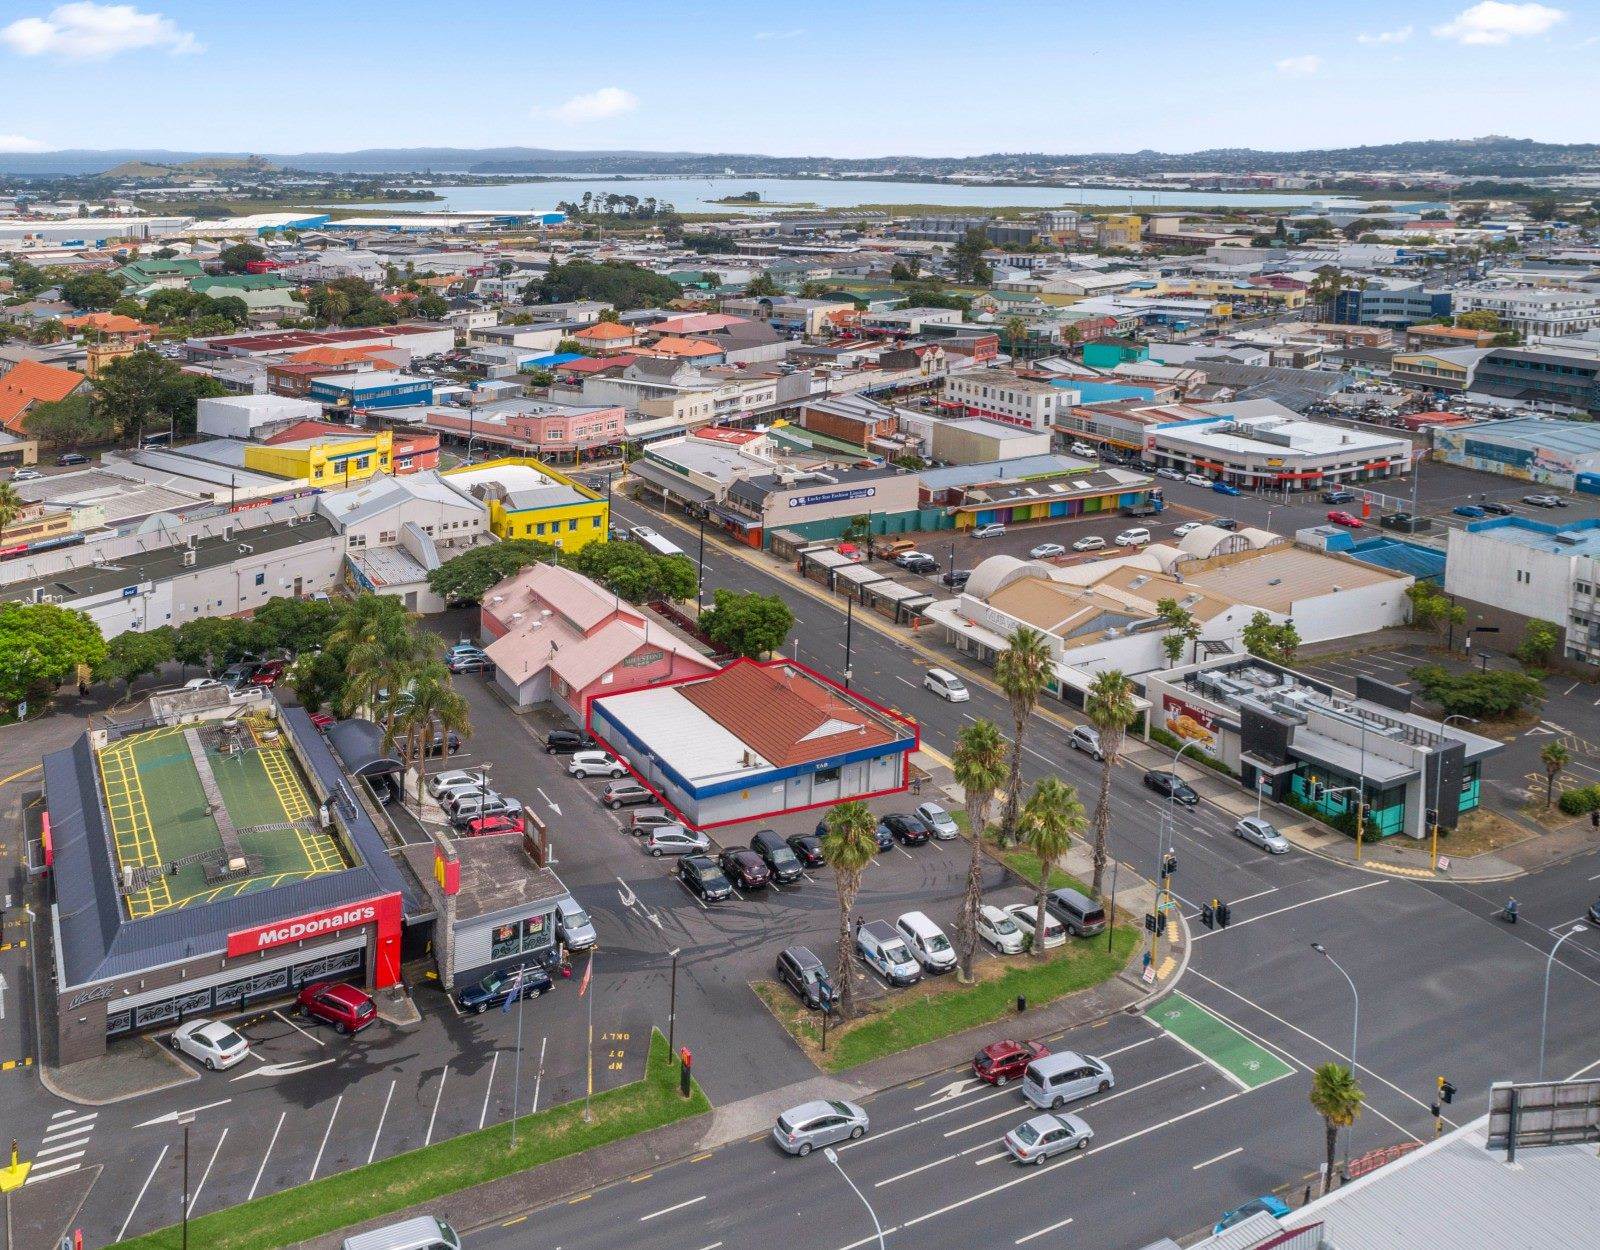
[273,1008,325,1046]
[1189,880,1387,941]
[117,1143,168,1242]
[309,1094,343,1181]
[135,1098,231,1129]
[1015,1215,1074,1244]
[479,1052,500,1130]
[249,1111,285,1200]
[533,1036,547,1114]
[639,1194,705,1221]
[186,1126,227,1215]
[425,1067,449,1146]
[368,1080,396,1164]
[1192,1145,1244,1170]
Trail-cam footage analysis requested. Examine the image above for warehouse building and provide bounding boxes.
[1432,416,1600,490]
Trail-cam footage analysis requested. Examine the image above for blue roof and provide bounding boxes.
[1466,516,1600,558]
[1344,537,1447,583]
[1461,417,1600,456]
[525,352,586,367]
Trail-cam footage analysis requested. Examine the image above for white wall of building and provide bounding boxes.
[1445,527,1574,623]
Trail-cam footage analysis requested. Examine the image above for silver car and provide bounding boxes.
[646,825,710,857]
[555,896,597,950]
[1004,1112,1093,1165]
[1234,816,1290,854]
[915,801,959,840]
[772,1099,869,1156]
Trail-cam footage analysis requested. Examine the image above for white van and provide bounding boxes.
[896,911,957,974]
[343,1216,462,1250]
[924,668,970,702]
[1113,527,1151,547]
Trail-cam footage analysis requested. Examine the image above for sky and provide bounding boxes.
[0,0,1594,158]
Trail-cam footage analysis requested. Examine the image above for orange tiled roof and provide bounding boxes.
[63,312,153,335]
[0,360,86,434]
[574,321,635,341]
[645,336,722,358]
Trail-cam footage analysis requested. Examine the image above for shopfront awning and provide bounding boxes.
[1289,733,1414,786]
[629,461,714,506]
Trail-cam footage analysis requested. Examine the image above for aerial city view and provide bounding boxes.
[1,2,1599,1247]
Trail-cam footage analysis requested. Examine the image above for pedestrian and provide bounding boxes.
[78,678,89,698]
[1591,809,1598,831]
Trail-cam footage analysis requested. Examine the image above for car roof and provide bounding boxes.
[316,982,368,1005]
[783,945,823,968]
[784,1098,839,1120]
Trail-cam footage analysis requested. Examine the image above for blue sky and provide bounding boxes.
[0,1,1593,156]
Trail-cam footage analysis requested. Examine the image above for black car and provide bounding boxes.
[544,728,594,755]
[750,829,805,883]
[1208,517,1240,532]
[787,833,825,868]
[776,946,837,1011]
[1480,501,1514,516]
[941,569,971,589]
[220,660,261,689]
[58,452,88,466]
[719,847,772,890]
[814,816,893,852]
[901,556,939,574]
[677,855,733,902]
[1143,770,1199,805]
[1587,897,1600,927]
[425,725,463,757]
[455,965,552,1014]
[878,813,930,846]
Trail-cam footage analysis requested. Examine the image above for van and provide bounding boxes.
[1113,527,1151,547]
[924,667,970,702]
[895,911,956,974]
[1021,1050,1114,1111]
[1045,886,1107,937]
[342,1216,461,1250]
[871,537,917,560]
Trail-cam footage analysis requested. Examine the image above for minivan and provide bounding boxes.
[924,667,970,702]
[342,1216,461,1250]
[1114,527,1151,547]
[896,911,957,974]
[1044,886,1107,937]
[1021,1051,1114,1111]
[751,829,805,883]
[1068,725,1103,761]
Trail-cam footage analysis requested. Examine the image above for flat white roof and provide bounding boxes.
[598,685,769,786]
[1158,413,1407,459]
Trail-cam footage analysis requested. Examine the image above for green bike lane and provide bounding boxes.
[1149,991,1296,1091]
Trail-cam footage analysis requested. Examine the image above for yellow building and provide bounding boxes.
[1152,278,1307,311]
[443,456,609,554]
[243,429,393,487]
[1097,214,1143,248]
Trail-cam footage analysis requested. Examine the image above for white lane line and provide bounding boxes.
[368,1080,396,1165]
[249,1111,285,1201]
[896,676,916,688]
[29,1146,84,1164]
[1022,744,1055,766]
[50,1108,79,1119]
[1193,1145,1244,1170]
[117,1144,168,1242]
[836,1229,901,1250]
[532,1035,548,1114]
[875,1136,1004,1186]
[23,1161,81,1183]
[1189,880,1388,941]
[1016,1215,1074,1245]
[425,1066,450,1146]
[694,1243,725,1250]
[309,1094,343,1182]
[640,1194,706,1222]
[187,1126,227,1215]
[35,1140,88,1160]
[479,1051,500,1131]
[273,1008,325,1047]
[43,1112,96,1136]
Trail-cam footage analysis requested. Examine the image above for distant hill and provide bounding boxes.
[101,155,278,180]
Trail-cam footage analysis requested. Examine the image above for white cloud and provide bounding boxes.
[0,134,47,152]
[1275,54,1322,76]
[533,86,639,124]
[0,3,199,59]
[1357,25,1414,44]
[754,29,805,41]
[1433,2,1566,44]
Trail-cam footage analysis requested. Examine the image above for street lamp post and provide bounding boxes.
[667,947,682,1055]
[823,1147,885,1250]
[1429,714,1478,869]
[843,593,854,689]
[1538,924,1589,1081]
[695,513,708,612]
[1311,943,1360,1183]
[1154,739,1206,970]
[178,1110,196,1250]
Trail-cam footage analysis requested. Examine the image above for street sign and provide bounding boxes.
[1437,856,1451,872]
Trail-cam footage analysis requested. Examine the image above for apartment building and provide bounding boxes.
[1453,285,1600,337]
[943,369,1073,430]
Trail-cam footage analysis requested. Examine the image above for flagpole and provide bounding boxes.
[583,951,595,1123]
[510,963,525,1151]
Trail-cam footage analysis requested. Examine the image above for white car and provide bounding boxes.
[429,769,488,799]
[1071,535,1106,552]
[182,677,224,691]
[973,523,1006,539]
[1171,521,1201,537]
[1184,473,1212,487]
[568,750,628,779]
[978,903,1026,954]
[1004,902,1067,951]
[896,911,958,973]
[1070,442,1097,458]
[1113,529,1151,547]
[915,801,959,840]
[1029,542,1067,559]
[9,468,41,482]
[170,1019,250,1071]
[1155,467,1185,482]
[1234,816,1290,854]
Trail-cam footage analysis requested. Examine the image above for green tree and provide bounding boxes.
[413,292,449,320]
[952,718,1008,982]
[1309,1062,1364,1194]
[821,800,879,1021]
[1156,597,1199,667]
[1404,582,1464,636]
[251,596,343,656]
[1003,315,1029,360]
[567,542,695,603]
[306,285,351,326]
[291,649,347,715]
[88,349,216,444]
[698,589,794,658]
[384,660,472,807]
[994,626,1054,846]
[95,626,175,693]
[1541,739,1569,808]
[1526,198,1559,223]
[62,271,126,311]
[427,540,557,605]
[174,616,252,674]
[537,260,681,311]
[0,602,106,711]
[0,482,23,553]
[743,272,779,297]
[1455,309,1502,332]
[1240,611,1301,665]
[1019,777,1086,960]
[218,242,266,273]
[1084,670,1137,898]
[950,228,993,284]
[1410,664,1543,719]
[1515,619,1560,668]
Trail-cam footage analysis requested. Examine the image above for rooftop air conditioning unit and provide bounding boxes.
[181,549,197,567]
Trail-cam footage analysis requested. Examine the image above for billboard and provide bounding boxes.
[1161,693,1220,758]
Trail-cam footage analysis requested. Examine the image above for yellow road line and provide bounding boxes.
[0,764,40,788]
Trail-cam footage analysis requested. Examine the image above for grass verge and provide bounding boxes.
[118,1030,707,1250]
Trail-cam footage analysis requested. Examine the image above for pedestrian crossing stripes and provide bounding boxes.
[26,1109,96,1185]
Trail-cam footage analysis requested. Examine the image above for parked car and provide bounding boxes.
[772,1099,869,1156]
[465,812,525,837]
[310,711,334,730]
[1113,527,1151,547]
[1155,467,1185,482]
[430,769,488,799]
[544,728,594,754]
[892,549,936,569]
[899,554,939,574]
[1004,1112,1093,1165]
[182,677,224,691]
[296,982,377,1035]
[9,468,40,482]
[1068,725,1104,761]
[455,965,552,1014]
[978,903,1026,955]
[974,1039,1049,1086]
[1143,770,1199,805]
[1234,816,1290,853]
[677,854,733,901]
[1044,887,1108,937]
[787,832,825,867]
[1587,896,1600,927]
[1029,541,1067,559]
[776,946,836,1011]
[1171,521,1201,537]
[719,847,772,890]
[1452,504,1487,519]
[823,813,892,851]
[601,780,654,810]
[1212,481,1241,496]
[1069,441,1097,457]
[878,812,929,847]
[449,793,523,824]
[423,725,463,757]
[1184,473,1212,487]
[1208,516,1240,531]
[58,452,88,467]
[250,659,288,686]
[750,829,805,883]
[1326,510,1365,528]
[1021,1050,1114,1110]
[914,801,959,840]
[1321,488,1356,504]
[1523,493,1567,508]
[1069,536,1105,552]
[446,648,494,674]
[220,660,260,688]
[647,825,711,857]
[170,1019,250,1070]
[973,523,1006,539]
[342,1216,461,1250]
[896,910,957,973]
[568,750,628,779]
[1214,1196,1292,1234]
[629,807,680,833]
[1004,902,1066,951]
[941,569,971,589]
[1481,501,1513,516]
[856,920,922,985]
[555,896,597,950]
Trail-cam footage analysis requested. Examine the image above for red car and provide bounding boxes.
[466,812,525,837]
[249,659,289,687]
[1326,510,1364,529]
[309,711,334,731]
[973,1039,1050,1086]
[296,981,376,1035]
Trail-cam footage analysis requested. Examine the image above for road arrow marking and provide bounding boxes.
[537,787,561,816]
[918,1077,983,1107]
[229,1057,336,1082]
[135,1098,231,1129]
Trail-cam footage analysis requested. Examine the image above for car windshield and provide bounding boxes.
[885,941,913,963]
[565,907,591,928]
[991,914,1018,934]
[694,864,720,881]
[1013,1122,1043,1145]
[770,846,800,868]
[927,933,952,953]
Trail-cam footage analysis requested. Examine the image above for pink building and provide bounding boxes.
[480,562,716,720]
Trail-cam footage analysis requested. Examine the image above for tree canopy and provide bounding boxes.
[949,228,993,285]
[1410,664,1543,719]
[1240,611,1301,665]
[534,260,681,311]
[0,602,106,710]
[62,271,126,311]
[567,541,696,603]
[698,589,794,658]
[218,242,267,273]
[426,540,557,605]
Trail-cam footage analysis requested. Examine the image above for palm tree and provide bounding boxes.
[952,718,1008,982]
[995,626,1054,845]
[1003,316,1029,361]
[1019,778,1085,960]
[384,661,471,808]
[0,482,22,553]
[1084,670,1137,898]
[1541,740,1570,807]
[821,801,879,1021]
[1309,1062,1364,1194]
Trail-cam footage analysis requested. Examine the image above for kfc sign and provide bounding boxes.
[227,894,399,958]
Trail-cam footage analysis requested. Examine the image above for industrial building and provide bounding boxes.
[1432,416,1600,491]
[1147,404,1412,492]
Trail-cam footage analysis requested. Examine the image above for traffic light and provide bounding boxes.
[1309,779,1324,802]
[1201,902,1215,930]
[1426,808,1439,828]
[1217,900,1232,928]
[1145,912,1158,934]
[1157,911,1168,937]
[1162,852,1178,879]
[1437,1076,1455,1105]
[1144,911,1168,936]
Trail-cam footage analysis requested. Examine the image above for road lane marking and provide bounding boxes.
[369,1079,395,1164]
[249,1111,285,1200]
[117,1143,168,1242]
[875,1136,1005,1186]
[533,1035,548,1113]
[1189,880,1388,941]
[1016,1215,1074,1244]
[479,1051,500,1130]
[43,1112,95,1134]
[1193,1146,1244,1170]
[425,1066,450,1145]
[187,1126,227,1215]
[273,1008,325,1046]
[309,1094,343,1181]
[134,1098,231,1129]
[29,1146,84,1164]
[639,1194,706,1221]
